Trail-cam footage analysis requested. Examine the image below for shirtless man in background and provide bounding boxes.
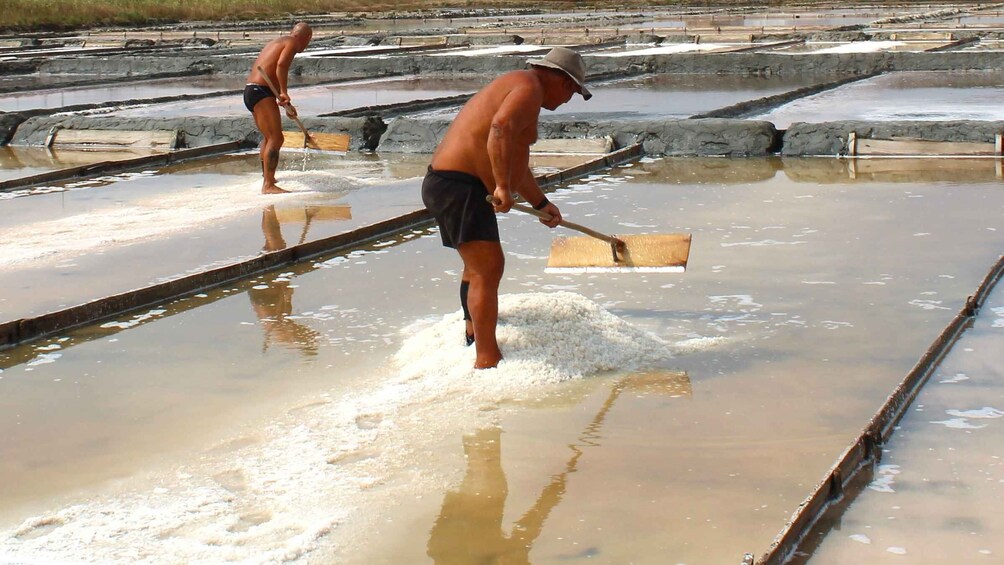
[421,47,592,369]
[244,22,312,194]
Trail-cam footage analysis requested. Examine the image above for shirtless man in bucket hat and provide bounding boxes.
[421,47,592,369]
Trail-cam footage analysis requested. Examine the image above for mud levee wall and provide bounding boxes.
[0,112,25,145]
[7,114,777,156]
[12,113,1004,158]
[9,115,378,150]
[380,117,780,156]
[783,120,1004,156]
[34,50,1004,78]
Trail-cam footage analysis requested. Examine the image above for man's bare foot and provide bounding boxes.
[262,184,290,194]
[474,351,502,370]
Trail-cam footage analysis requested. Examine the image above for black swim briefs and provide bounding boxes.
[243,83,275,113]
[421,167,500,249]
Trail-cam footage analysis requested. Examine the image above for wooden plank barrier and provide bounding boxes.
[281,131,350,152]
[530,136,615,155]
[848,131,1003,157]
[847,156,1004,181]
[48,128,179,150]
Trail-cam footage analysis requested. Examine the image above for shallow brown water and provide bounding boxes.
[1,156,1002,563]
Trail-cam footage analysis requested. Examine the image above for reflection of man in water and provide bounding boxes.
[427,427,580,564]
[249,205,319,355]
[244,22,312,194]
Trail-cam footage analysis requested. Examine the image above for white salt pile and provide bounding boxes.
[395,291,674,392]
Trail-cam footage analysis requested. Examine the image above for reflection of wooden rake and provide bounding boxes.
[274,205,352,223]
[274,204,352,245]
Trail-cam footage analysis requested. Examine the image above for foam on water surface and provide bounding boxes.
[0,292,675,564]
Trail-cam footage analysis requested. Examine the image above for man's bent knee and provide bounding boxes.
[457,241,504,281]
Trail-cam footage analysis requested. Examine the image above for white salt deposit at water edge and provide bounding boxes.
[810,41,907,54]
[0,170,371,268]
[596,43,731,56]
[0,292,686,564]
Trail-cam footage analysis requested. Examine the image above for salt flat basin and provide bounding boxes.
[620,6,936,30]
[0,72,128,91]
[805,280,1004,564]
[753,70,1004,128]
[0,75,249,113]
[0,156,1002,563]
[549,73,820,120]
[955,10,1004,25]
[417,73,820,121]
[0,151,431,322]
[0,150,594,323]
[0,146,166,182]
[106,75,488,118]
[0,45,114,62]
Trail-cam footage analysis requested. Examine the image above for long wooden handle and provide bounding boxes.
[255,65,311,143]
[487,196,623,246]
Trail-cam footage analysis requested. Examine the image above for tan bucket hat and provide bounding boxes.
[528,47,592,100]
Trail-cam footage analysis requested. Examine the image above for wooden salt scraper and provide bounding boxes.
[489,196,691,273]
[256,66,350,152]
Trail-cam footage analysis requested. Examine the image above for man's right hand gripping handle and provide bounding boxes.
[491,187,514,213]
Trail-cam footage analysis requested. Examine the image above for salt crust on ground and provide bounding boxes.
[0,292,674,564]
[0,169,373,268]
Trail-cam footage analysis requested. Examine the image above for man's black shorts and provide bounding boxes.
[421,167,499,249]
[243,83,275,113]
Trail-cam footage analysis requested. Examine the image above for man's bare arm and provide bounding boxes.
[487,83,542,212]
[275,41,298,105]
[515,166,562,228]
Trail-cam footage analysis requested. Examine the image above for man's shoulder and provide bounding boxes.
[265,35,294,47]
[495,68,536,84]
[485,69,541,94]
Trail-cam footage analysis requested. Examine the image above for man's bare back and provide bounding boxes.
[431,70,543,194]
[247,37,298,97]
